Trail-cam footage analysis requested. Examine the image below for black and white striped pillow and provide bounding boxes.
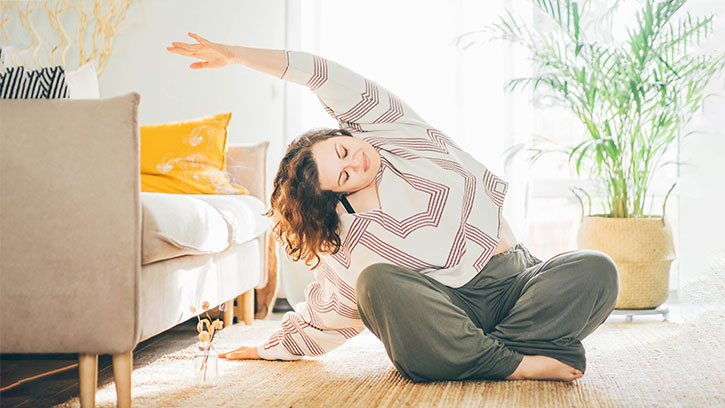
[0,65,70,99]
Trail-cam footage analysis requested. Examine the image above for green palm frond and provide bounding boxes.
[463,0,725,218]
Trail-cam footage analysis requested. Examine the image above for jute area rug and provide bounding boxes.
[58,256,725,408]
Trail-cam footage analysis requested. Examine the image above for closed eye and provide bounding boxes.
[342,147,349,183]
[337,146,350,186]
[336,144,350,186]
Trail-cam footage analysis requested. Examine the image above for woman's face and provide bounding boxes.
[311,136,381,194]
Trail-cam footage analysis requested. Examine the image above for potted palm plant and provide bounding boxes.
[464,0,724,309]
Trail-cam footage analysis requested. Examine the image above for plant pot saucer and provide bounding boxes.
[610,306,669,322]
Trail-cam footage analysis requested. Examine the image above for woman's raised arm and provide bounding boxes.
[168,32,430,132]
[167,32,286,78]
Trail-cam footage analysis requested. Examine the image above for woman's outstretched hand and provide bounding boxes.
[166,32,238,69]
[219,345,261,360]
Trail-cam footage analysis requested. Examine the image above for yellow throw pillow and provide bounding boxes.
[140,112,247,194]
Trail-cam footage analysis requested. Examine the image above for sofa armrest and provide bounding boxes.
[226,142,273,292]
[226,141,270,203]
[0,93,142,354]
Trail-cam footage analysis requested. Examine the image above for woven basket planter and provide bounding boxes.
[577,216,676,309]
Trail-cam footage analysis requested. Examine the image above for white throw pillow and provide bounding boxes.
[65,61,100,99]
[140,192,232,265]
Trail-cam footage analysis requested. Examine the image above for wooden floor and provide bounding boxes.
[0,302,289,408]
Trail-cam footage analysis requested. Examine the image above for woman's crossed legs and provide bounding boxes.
[355,249,618,382]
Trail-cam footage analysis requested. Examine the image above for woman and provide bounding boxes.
[167,33,619,382]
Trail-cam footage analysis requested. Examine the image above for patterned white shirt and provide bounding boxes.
[258,51,508,360]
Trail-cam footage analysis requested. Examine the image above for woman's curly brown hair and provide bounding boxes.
[265,128,353,269]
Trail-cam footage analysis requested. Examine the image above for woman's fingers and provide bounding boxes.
[223,349,250,360]
[219,346,249,359]
[168,33,230,69]
[220,345,260,360]
[188,32,211,45]
[167,47,193,57]
[170,42,194,50]
[169,42,203,53]
[225,352,247,360]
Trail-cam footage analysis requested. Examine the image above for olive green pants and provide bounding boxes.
[355,244,619,382]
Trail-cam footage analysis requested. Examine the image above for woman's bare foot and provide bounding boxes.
[505,355,583,381]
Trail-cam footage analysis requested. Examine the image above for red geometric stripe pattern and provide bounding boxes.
[361,135,386,150]
[265,326,306,356]
[482,168,507,207]
[373,92,405,123]
[427,128,461,151]
[331,218,370,269]
[306,55,328,90]
[361,128,460,155]
[443,226,467,270]
[304,278,359,320]
[428,157,477,268]
[341,121,364,133]
[336,327,362,339]
[465,223,499,271]
[336,79,379,123]
[359,232,437,270]
[382,148,419,160]
[356,171,449,238]
[303,301,326,329]
[323,105,335,118]
[286,318,325,355]
[318,262,358,305]
[264,331,284,352]
[280,51,290,79]
[342,151,477,270]
[282,336,305,356]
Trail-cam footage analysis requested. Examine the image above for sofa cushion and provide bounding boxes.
[140,112,247,195]
[141,193,231,265]
[190,194,268,245]
[141,193,268,265]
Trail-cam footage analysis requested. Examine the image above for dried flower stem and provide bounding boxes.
[192,301,223,384]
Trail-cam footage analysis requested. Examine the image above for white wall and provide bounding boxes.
[99,1,286,144]
[678,0,725,288]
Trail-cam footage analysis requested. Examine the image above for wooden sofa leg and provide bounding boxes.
[112,351,133,408]
[238,289,255,325]
[223,299,234,327]
[79,353,98,408]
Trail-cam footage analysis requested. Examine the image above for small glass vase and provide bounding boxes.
[193,342,218,386]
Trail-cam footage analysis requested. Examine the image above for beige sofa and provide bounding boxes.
[0,93,270,407]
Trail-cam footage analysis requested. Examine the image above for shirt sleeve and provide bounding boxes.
[256,262,366,360]
[280,50,429,132]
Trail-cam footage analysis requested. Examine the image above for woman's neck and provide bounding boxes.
[341,181,381,214]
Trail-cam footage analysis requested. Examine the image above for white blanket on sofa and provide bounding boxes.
[141,193,267,265]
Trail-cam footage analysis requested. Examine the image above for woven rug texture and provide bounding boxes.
[57,254,725,407]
